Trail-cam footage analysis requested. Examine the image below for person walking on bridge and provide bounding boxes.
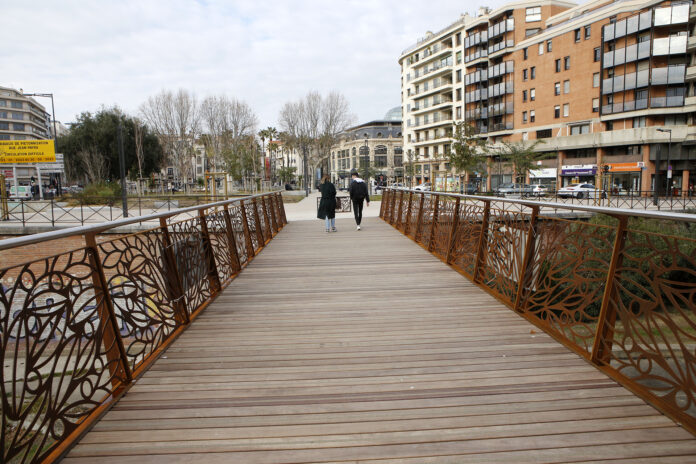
[317,174,337,233]
[349,169,370,231]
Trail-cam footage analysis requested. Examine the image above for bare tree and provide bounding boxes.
[133,117,145,194]
[279,91,354,194]
[77,143,108,184]
[140,89,200,192]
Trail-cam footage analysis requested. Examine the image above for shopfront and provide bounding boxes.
[529,168,557,189]
[561,165,597,186]
[607,162,644,194]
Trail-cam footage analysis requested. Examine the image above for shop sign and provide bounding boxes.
[529,168,557,178]
[561,164,596,176]
[608,162,644,173]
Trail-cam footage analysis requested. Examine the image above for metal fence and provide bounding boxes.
[0,192,286,464]
[381,187,696,436]
[0,195,254,226]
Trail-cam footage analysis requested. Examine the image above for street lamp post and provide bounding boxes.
[657,128,672,199]
[363,137,372,195]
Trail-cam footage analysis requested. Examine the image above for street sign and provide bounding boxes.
[0,140,56,163]
[3,169,13,179]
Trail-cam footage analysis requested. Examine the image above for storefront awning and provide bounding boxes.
[607,162,645,172]
[561,165,596,176]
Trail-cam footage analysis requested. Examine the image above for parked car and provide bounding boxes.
[557,183,601,199]
[9,185,32,200]
[413,182,431,191]
[531,184,549,196]
[462,183,478,195]
[495,183,533,197]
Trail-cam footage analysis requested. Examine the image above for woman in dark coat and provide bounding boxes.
[317,174,337,232]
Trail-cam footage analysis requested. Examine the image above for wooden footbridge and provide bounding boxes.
[2,190,696,463]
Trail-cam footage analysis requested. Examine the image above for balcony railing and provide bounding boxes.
[0,192,286,464]
[601,94,684,114]
[488,18,514,39]
[488,39,514,55]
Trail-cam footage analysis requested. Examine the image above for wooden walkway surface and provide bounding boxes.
[64,217,696,463]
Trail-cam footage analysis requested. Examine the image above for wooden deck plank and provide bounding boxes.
[64,217,696,462]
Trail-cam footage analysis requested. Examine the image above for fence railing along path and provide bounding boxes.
[381,187,696,436]
[0,192,286,464]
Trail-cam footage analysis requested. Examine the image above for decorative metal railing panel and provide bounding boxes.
[0,192,285,464]
[380,188,696,436]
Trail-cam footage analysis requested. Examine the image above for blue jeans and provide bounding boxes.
[325,217,335,229]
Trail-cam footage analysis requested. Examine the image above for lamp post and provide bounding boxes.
[657,128,672,199]
[22,92,58,199]
[363,137,372,195]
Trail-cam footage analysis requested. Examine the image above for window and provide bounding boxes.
[593,98,600,112]
[526,28,541,37]
[555,59,561,72]
[456,107,461,119]
[564,80,570,94]
[547,40,552,52]
[456,89,462,101]
[570,124,590,135]
[523,69,528,80]
[530,110,536,122]
[530,88,536,101]
[665,114,687,125]
[523,47,528,60]
[563,103,569,117]
[11,101,22,109]
[564,56,570,70]
[13,123,25,131]
[522,90,528,102]
[456,51,462,64]
[0,100,6,107]
[526,6,541,22]
[575,29,581,42]
[456,32,461,46]
[554,82,561,95]
[554,105,561,118]
[538,43,544,55]
[606,121,614,131]
[0,111,6,118]
[627,145,641,155]
[11,112,23,120]
[523,111,528,123]
[456,70,461,82]
[635,89,648,101]
[584,25,591,39]
[594,47,601,62]
[531,66,536,79]
[593,72,600,87]
[0,122,8,130]
[537,129,552,138]
[633,116,646,127]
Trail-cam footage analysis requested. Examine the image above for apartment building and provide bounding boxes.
[399,14,473,186]
[0,86,51,141]
[330,109,403,189]
[462,0,696,193]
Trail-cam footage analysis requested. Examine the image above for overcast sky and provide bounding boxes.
[5,0,506,129]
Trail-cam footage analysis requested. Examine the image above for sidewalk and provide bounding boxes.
[284,190,381,222]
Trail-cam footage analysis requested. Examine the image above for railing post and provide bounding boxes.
[591,215,629,364]
[379,189,388,218]
[414,193,426,243]
[239,200,255,258]
[251,198,265,247]
[513,205,539,311]
[84,232,133,386]
[427,194,440,252]
[445,197,461,264]
[278,192,287,226]
[222,204,243,274]
[389,189,398,225]
[51,199,55,227]
[261,195,273,239]
[268,194,279,234]
[198,208,222,295]
[396,190,405,230]
[404,191,414,235]
[159,217,190,325]
[473,200,491,284]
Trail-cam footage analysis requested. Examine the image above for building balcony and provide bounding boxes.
[416,116,454,130]
[411,57,454,84]
[465,49,488,64]
[413,134,454,147]
[487,39,515,58]
[465,69,488,86]
[411,99,454,116]
[601,95,684,115]
[416,82,453,99]
[487,18,514,39]
[688,36,696,52]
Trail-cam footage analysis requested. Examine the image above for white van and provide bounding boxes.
[9,185,32,200]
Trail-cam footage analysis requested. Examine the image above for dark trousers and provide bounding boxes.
[352,199,364,225]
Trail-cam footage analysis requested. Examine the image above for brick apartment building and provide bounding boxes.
[402,0,696,195]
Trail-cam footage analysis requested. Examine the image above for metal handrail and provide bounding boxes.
[0,191,282,251]
[384,188,696,222]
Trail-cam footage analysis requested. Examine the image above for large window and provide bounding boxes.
[13,123,25,131]
[554,82,560,95]
[374,145,387,154]
[530,88,536,101]
[11,101,22,109]
[531,66,536,79]
[526,6,541,22]
[554,105,560,118]
[570,124,590,135]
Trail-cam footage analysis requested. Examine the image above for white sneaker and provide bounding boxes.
[357,225,361,231]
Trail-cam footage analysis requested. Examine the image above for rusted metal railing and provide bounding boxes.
[0,192,286,464]
[381,187,696,436]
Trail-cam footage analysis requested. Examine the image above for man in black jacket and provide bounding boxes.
[349,170,370,230]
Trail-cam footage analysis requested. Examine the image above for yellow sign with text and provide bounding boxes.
[0,140,56,163]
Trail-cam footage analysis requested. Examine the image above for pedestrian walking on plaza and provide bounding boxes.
[349,169,370,231]
[317,174,337,233]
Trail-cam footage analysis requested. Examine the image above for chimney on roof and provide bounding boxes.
[478,6,491,17]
